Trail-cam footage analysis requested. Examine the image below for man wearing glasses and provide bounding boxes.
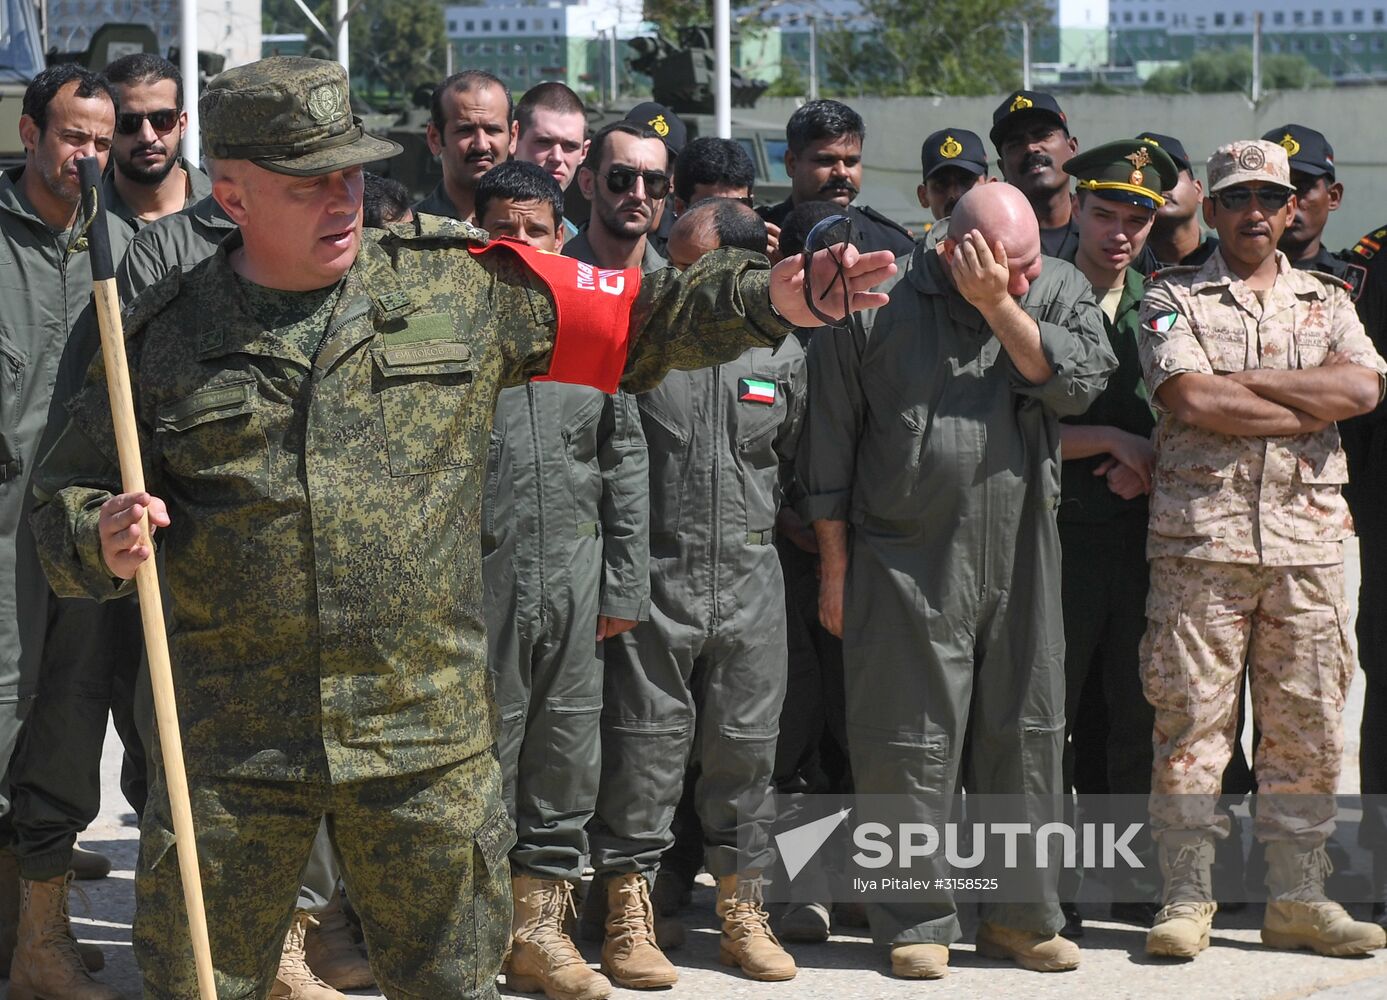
[570,121,670,272]
[1139,139,1387,961]
[101,53,208,231]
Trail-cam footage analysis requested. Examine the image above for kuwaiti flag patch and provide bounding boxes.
[739,377,777,404]
[1148,312,1179,334]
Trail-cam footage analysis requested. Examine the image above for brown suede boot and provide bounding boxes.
[715,874,797,981]
[1146,831,1217,960]
[600,873,678,989]
[9,873,123,1000]
[507,875,612,1000]
[975,921,1080,972]
[1263,841,1387,957]
[0,854,103,977]
[890,942,949,979]
[271,911,348,1000]
[303,892,374,990]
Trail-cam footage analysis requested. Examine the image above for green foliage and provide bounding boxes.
[1144,49,1329,94]
[644,0,713,38]
[764,55,807,97]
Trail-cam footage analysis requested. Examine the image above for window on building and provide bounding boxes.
[447,20,456,32]
[480,43,492,54]
[465,20,474,31]
[1292,11,1304,24]
[534,42,545,53]
[1213,13,1224,26]
[1272,11,1284,25]
[1311,9,1323,24]
[1123,11,1133,22]
[1267,38,1281,53]
[463,43,476,55]
[552,19,559,30]
[515,66,527,78]
[1351,38,1366,52]
[1332,9,1344,24]
[482,19,491,30]
[1290,38,1303,52]
[1154,11,1164,22]
[1375,34,1386,49]
[1378,10,1387,25]
[1310,37,1324,52]
[1232,12,1244,27]
[1353,9,1365,25]
[500,19,508,30]
[1139,11,1148,23]
[1194,16,1205,30]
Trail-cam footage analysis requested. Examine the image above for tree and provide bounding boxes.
[1145,49,1329,94]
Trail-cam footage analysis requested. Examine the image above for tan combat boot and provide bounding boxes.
[1146,831,1218,959]
[271,911,348,1000]
[1262,841,1387,956]
[9,873,123,1000]
[582,872,684,952]
[303,892,374,990]
[69,845,111,881]
[975,922,1080,972]
[716,873,797,981]
[890,942,949,979]
[0,855,103,976]
[506,875,612,1000]
[600,872,678,989]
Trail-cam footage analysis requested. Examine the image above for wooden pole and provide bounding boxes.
[75,156,217,1000]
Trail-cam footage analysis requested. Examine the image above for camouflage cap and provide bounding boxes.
[200,56,402,176]
[1205,139,1293,194]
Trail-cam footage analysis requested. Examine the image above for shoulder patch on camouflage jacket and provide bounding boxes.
[1149,264,1200,284]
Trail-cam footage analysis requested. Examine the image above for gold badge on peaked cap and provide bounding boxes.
[648,114,670,137]
[1126,146,1151,186]
[307,83,346,125]
[1010,94,1033,112]
[1239,144,1266,171]
[1279,132,1301,157]
[940,135,963,158]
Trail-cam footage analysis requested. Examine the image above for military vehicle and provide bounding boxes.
[0,0,45,171]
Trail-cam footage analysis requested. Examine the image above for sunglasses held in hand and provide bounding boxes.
[801,214,856,329]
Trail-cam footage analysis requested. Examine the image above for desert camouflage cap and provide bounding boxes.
[200,56,402,176]
[1206,139,1292,194]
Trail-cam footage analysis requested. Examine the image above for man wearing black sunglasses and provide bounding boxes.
[1139,139,1387,962]
[101,53,207,231]
[571,120,670,272]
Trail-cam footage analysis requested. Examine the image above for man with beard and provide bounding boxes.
[0,62,133,999]
[570,120,669,271]
[1138,132,1220,269]
[1260,125,1363,298]
[758,99,914,258]
[101,53,209,230]
[417,69,515,224]
[990,90,1079,258]
[512,81,589,238]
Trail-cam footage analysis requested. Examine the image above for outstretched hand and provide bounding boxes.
[769,243,897,328]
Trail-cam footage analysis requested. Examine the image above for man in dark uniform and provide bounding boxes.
[1055,139,1179,936]
[1261,124,1364,298]
[990,90,1078,258]
[757,99,914,257]
[1138,132,1220,269]
[917,127,991,224]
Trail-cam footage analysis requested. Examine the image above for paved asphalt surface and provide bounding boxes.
[12,543,1386,999]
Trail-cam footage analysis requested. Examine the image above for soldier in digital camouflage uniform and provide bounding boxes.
[120,182,370,1000]
[26,55,896,1000]
[1138,139,1387,961]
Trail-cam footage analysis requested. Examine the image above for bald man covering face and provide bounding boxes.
[799,184,1114,979]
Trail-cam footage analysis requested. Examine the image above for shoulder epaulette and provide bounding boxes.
[1148,264,1200,282]
[1347,224,1387,261]
[403,213,488,243]
[120,265,183,335]
[1305,269,1353,294]
[856,204,915,240]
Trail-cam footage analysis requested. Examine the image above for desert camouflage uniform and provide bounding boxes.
[29,212,795,998]
[1139,248,1387,843]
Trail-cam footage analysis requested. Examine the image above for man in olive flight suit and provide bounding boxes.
[28,55,897,1000]
[801,183,1113,980]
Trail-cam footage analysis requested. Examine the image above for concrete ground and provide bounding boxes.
[20,542,1387,999]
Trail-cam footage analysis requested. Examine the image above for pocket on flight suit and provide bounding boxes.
[155,376,271,497]
[0,338,24,475]
[537,694,603,810]
[470,805,517,995]
[371,342,479,477]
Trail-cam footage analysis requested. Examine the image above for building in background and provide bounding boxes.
[44,0,262,69]
[1111,0,1387,83]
